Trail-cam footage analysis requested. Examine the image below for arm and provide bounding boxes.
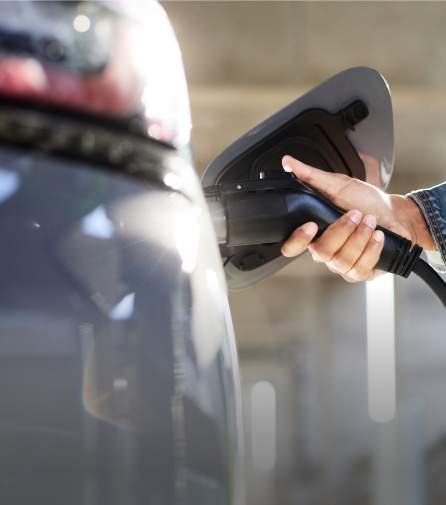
[408,185,446,272]
[281,155,437,282]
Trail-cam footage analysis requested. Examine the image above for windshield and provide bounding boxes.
[0,146,242,505]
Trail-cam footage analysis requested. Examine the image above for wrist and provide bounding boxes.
[390,195,436,251]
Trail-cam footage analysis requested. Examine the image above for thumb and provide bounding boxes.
[282,155,351,200]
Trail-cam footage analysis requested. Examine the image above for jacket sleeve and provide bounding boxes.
[408,183,446,273]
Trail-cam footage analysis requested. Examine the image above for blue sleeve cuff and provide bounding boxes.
[408,182,446,272]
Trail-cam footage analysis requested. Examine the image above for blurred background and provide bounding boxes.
[162,3,446,504]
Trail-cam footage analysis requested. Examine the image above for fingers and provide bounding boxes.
[281,222,318,257]
[284,211,386,283]
[282,155,390,223]
[325,215,377,273]
[282,155,352,200]
[281,154,391,283]
[343,230,385,282]
[323,227,385,283]
[310,210,363,263]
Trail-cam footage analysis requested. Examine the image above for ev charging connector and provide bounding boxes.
[202,67,446,310]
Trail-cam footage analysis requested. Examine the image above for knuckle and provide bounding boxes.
[310,252,323,264]
[327,263,346,276]
[326,262,340,273]
[348,267,370,282]
[330,254,352,274]
[310,244,332,263]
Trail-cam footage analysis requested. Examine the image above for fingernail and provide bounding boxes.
[304,222,318,235]
[350,210,362,225]
[364,215,376,229]
[283,166,292,172]
[374,230,384,243]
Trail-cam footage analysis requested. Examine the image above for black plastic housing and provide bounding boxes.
[212,101,369,186]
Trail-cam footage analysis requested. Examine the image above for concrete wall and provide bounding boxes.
[164,2,446,88]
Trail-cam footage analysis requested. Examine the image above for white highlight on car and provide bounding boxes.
[108,292,135,321]
[173,200,200,273]
[81,205,115,239]
[0,168,20,205]
[73,14,91,33]
[164,172,183,190]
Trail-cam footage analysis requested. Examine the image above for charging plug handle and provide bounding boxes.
[205,175,446,309]
[206,175,423,279]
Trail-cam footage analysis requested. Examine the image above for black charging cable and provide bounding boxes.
[412,258,446,309]
[373,232,446,310]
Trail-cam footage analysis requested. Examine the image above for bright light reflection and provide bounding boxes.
[366,274,396,423]
[174,211,199,273]
[81,206,115,239]
[251,381,276,471]
[94,20,110,37]
[135,2,191,146]
[74,14,91,33]
[148,124,161,140]
[164,172,183,190]
[190,268,224,370]
[112,192,200,273]
[205,268,222,308]
[0,169,20,205]
[108,293,135,321]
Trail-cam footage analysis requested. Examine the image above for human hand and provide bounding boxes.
[281,155,435,282]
